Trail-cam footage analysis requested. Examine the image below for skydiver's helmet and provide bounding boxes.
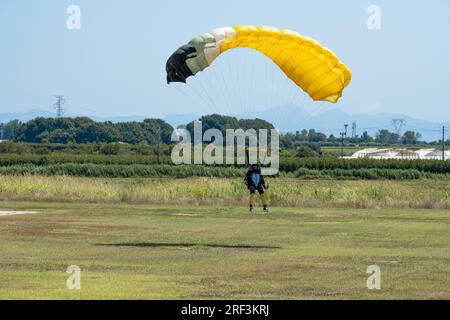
[251,164,260,171]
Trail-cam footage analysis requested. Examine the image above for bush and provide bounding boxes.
[280,158,450,174]
[292,167,424,180]
[295,146,319,158]
[99,143,122,155]
[0,163,246,178]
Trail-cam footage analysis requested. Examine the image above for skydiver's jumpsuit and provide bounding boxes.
[244,169,268,208]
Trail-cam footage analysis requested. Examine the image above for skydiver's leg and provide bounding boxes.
[249,186,256,212]
[258,187,269,212]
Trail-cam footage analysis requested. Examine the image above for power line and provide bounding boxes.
[391,118,406,136]
[53,95,65,118]
[442,126,446,161]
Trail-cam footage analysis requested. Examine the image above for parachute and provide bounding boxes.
[166,25,351,103]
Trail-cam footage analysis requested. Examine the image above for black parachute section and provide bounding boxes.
[166,45,197,84]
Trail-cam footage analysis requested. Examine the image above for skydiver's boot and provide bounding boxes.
[262,194,269,213]
[249,205,254,213]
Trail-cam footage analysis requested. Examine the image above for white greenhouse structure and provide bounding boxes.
[345,148,450,160]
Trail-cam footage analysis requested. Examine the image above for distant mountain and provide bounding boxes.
[90,115,147,123]
[235,105,449,142]
[0,109,147,124]
[238,104,312,132]
[163,113,198,128]
[0,109,55,123]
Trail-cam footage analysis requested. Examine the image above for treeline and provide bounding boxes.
[1,115,275,145]
[3,115,446,148]
[280,129,430,148]
[3,117,174,144]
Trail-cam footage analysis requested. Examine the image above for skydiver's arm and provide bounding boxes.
[244,171,251,186]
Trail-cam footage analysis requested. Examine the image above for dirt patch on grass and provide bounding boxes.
[0,211,38,216]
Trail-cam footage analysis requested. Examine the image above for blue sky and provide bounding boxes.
[1,0,449,122]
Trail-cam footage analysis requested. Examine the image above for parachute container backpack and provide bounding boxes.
[166,25,352,103]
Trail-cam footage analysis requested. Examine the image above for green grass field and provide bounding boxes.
[0,201,448,299]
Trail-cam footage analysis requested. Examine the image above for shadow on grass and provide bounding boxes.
[96,242,281,249]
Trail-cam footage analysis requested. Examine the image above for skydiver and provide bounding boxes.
[244,164,269,213]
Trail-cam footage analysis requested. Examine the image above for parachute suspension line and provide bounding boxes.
[265,58,272,112]
[274,83,293,131]
[281,66,294,103]
[269,60,278,111]
[189,79,209,113]
[278,84,306,133]
[236,50,244,115]
[274,79,293,130]
[213,57,234,113]
[236,51,246,115]
[314,101,332,122]
[225,52,243,115]
[268,60,277,113]
[237,52,246,114]
[288,92,325,134]
[279,65,290,106]
[297,100,331,137]
[273,63,283,110]
[240,49,249,115]
[195,75,221,114]
[263,57,270,112]
[244,49,254,114]
[201,70,216,110]
[186,82,215,116]
[266,59,273,110]
[247,49,257,114]
[223,53,236,114]
[217,60,234,114]
[210,67,230,113]
[202,69,225,114]
[173,83,210,118]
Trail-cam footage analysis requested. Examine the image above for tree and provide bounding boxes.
[296,129,308,141]
[361,131,373,142]
[376,129,399,144]
[99,142,122,155]
[280,134,294,149]
[1,120,21,140]
[401,131,422,145]
[308,129,327,142]
[328,134,338,143]
[185,114,274,144]
[295,146,319,158]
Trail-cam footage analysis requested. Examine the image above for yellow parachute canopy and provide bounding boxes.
[166,25,352,103]
[221,25,351,103]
